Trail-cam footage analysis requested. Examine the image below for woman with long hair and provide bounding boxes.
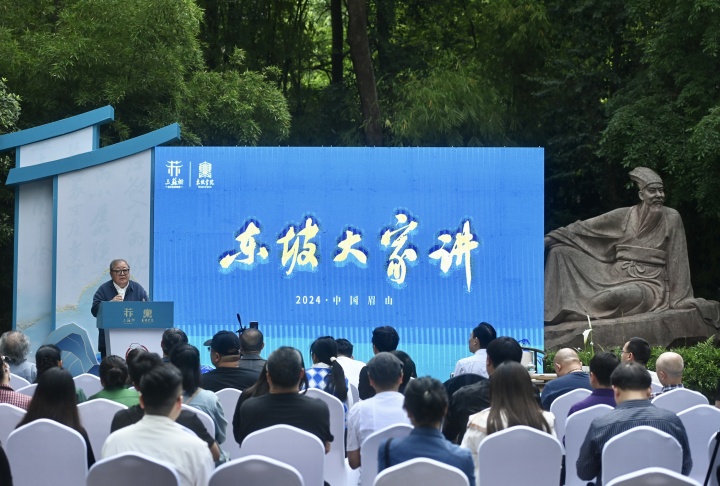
[16,367,95,467]
[306,336,348,403]
[461,361,556,476]
[89,355,139,406]
[34,344,87,403]
[378,376,475,485]
[170,344,228,446]
[390,350,417,393]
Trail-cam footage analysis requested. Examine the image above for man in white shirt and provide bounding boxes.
[453,322,496,378]
[102,362,214,486]
[335,338,366,388]
[347,352,411,469]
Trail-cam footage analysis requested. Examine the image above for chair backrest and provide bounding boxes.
[239,424,325,486]
[78,398,128,456]
[652,388,709,414]
[651,382,663,394]
[7,418,87,486]
[0,403,26,445]
[360,423,413,486]
[16,383,36,397]
[216,388,243,459]
[305,388,348,486]
[477,425,563,486]
[549,388,593,440]
[73,373,103,397]
[706,432,720,486]
[602,426,683,485]
[87,451,181,486]
[677,404,720,483]
[374,457,469,486]
[349,383,360,408]
[605,466,702,486]
[564,404,614,486]
[10,373,31,389]
[210,454,304,486]
[181,403,215,439]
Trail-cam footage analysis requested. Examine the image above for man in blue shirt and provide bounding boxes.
[541,348,593,410]
[576,362,692,484]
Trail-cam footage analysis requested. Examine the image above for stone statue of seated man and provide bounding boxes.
[544,167,719,326]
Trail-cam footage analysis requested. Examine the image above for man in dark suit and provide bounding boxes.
[91,258,148,358]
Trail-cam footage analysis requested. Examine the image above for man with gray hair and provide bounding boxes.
[652,351,685,397]
[0,330,36,383]
[346,352,411,469]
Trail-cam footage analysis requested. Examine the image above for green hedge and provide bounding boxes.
[543,338,720,402]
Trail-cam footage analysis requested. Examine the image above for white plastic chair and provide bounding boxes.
[78,398,128,456]
[239,424,325,486]
[216,388,243,459]
[602,426,683,485]
[305,388,354,486]
[73,373,103,397]
[677,404,720,483]
[652,388,709,414]
[181,403,215,439]
[605,466,701,486]
[564,404,614,486]
[7,418,87,486]
[210,454,304,486]
[477,425,563,486]
[374,457,469,486]
[16,383,36,397]
[10,373,31,389]
[706,432,720,486]
[0,403,26,445]
[348,382,360,409]
[651,382,663,394]
[87,451,180,486]
[549,388,592,441]
[360,423,413,486]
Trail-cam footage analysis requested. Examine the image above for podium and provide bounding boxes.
[97,301,174,358]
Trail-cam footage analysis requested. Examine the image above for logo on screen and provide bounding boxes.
[196,161,214,189]
[165,160,184,189]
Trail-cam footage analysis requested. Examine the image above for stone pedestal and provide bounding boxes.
[544,309,717,352]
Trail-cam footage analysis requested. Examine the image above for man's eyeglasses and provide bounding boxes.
[112,268,130,275]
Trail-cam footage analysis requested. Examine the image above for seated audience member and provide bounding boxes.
[453,322,497,378]
[111,351,220,461]
[103,362,214,486]
[576,362,692,484]
[170,344,228,445]
[89,355,139,406]
[16,367,95,467]
[306,336,349,405]
[568,352,619,417]
[444,336,534,443]
[0,330,36,383]
[336,338,366,388]
[621,337,661,386]
[378,377,475,485]
[0,443,10,486]
[200,330,253,392]
[160,328,188,362]
[347,352,411,469]
[234,346,333,451]
[391,350,417,394]
[232,363,271,442]
[461,361,555,476]
[35,344,86,403]
[238,328,266,373]
[359,326,400,399]
[652,351,685,397]
[0,354,31,410]
[541,348,592,410]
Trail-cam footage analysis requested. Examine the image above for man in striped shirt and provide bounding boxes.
[576,362,692,484]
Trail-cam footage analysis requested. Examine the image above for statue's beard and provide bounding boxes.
[637,202,663,238]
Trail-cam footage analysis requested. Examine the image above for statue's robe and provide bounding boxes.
[545,204,719,325]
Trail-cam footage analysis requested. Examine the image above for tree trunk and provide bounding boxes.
[331,0,343,84]
[347,0,383,146]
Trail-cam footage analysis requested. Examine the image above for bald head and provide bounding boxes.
[655,352,683,386]
[553,348,583,377]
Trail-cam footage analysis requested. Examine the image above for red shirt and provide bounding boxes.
[0,384,31,410]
